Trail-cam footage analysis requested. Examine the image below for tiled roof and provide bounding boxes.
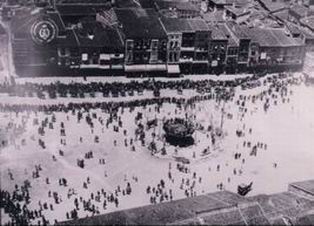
[296,214,314,225]
[225,6,251,16]
[161,17,209,34]
[10,7,80,48]
[289,4,308,18]
[210,0,234,5]
[74,21,123,50]
[300,28,314,39]
[286,22,302,35]
[202,10,225,23]
[290,179,314,195]
[187,19,210,31]
[56,5,99,16]
[154,0,199,12]
[220,23,239,46]
[139,0,156,8]
[248,28,303,47]
[233,0,253,7]
[60,180,314,226]
[211,25,229,40]
[226,22,251,39]
[114,8,167,39]
[259,0,288,12]
[271,8,289,21]
[160,17,194,33]
[115,0,141,8]
[56,29,79,47]
[11,7,66,36]
[11,7,40,35]
[300,16,314,30]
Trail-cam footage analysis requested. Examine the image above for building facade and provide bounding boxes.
[209,25,228,74]
[247,28,305,72]
[114,8,168,76]
[9,4,306,77]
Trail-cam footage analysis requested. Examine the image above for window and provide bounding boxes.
[126,40,134,51]
[82,53,88,61]
[170,41,174,49]
[151,39,159,50]
[60,48,66,56]
[143,40,150,49]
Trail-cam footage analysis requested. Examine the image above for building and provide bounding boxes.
[208,24,228,74]
[207,0,233,11]
[224,6,251,23]
[288,4,310,24]
[189,0,208,11]
[74,20,124,75]
[190,19,211,74]
[55,0,111,26]
[301,29,314,51]
[154,0,200,19]
[247,28,305,72]
[226,22,251,72]
[10,6,124,77]
[114,8,168,76]
[11,7,80,76]
[257,0,288,13]
[61,179,314,225]
[223,24,239,73]
[271,8,290,23]
[289,180,314,200]
[300,16,314,32]
[9,3,307,77]
[159,17,187,75]
[202,10,225,24]
[161,17,211,75]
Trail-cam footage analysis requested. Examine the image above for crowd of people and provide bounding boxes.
[0,73,267,100]
[0,72,305,225]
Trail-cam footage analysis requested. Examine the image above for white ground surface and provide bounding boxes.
[1,73,314,224]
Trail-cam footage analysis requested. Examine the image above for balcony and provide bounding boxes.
[80,64,110,69]
[181,47,195,51]
[179,58,193,63]
[193,60,209,64]
[109,54,124,59]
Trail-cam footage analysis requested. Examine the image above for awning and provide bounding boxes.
[125,64,166,72]
[111,65,124,69]
[80,64,98,69]
[99,54,110,60]
[167,64,180,74]
[179,58,193,63]
[98,65,110,69]
[146,64,167,71]
[80,64,110,69]
[125,65,147,72]
[110,54,124,59]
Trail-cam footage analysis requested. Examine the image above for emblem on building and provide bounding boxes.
[31,19,57,45]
